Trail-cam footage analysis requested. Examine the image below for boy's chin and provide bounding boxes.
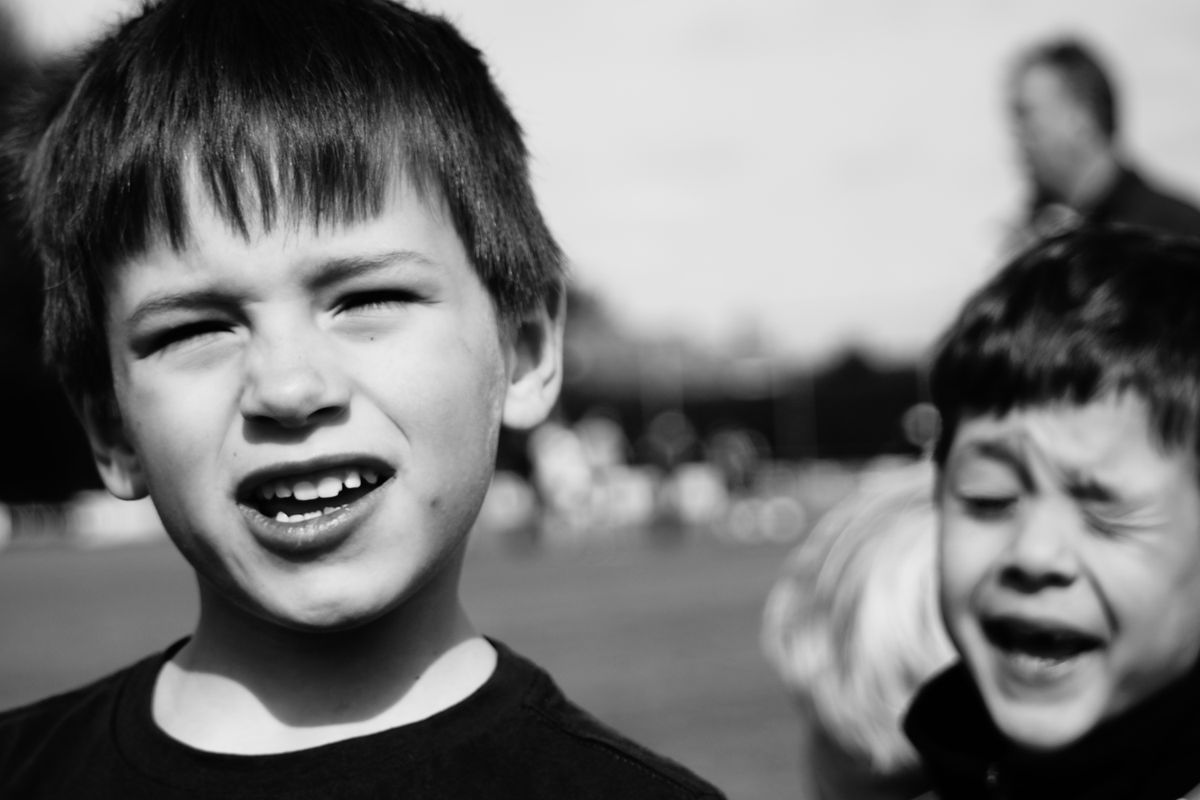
[980,684,1106,753]
[227,577,418,635]
[246,596,392,634]
[271,601,392,633]
[992,709,1092,753]
[958,629,1112,752]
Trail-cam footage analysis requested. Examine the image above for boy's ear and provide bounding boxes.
[72,394,149,500]
[502,290,565,431]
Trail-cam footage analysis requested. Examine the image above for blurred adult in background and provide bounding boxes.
[762,460,955,800]
[1008,37,1200,246]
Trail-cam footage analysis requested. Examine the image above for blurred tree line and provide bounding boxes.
[529,286,928,476]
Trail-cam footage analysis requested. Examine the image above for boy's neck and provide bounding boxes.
[152,560,496,754]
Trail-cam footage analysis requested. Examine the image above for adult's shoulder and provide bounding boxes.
[487,640,727,799]
[1103,166,1200,240]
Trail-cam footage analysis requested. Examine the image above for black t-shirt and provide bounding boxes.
[0,639,725,799]
[904,661,1200,800]
[1027,166,1200,243]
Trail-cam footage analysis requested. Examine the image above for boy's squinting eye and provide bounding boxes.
[336,289,424,316]
[957,492,1019,520]
[1081,504,1148,539]
[947,457,1022,521]
[137,319,234,357]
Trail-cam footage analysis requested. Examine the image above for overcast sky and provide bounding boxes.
[9,0,1200,362]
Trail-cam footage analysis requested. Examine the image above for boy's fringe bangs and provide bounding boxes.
[35,123,411,397]
[31,33,447,275]
[932,289,1200,462]
[31,70,420,395]
[25,0,563,396]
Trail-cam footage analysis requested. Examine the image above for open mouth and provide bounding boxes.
[982,616,1103,662]
[240,465,391,524]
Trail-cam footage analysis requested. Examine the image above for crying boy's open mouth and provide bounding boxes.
[982,615,1104,669]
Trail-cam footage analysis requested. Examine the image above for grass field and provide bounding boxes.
[0,535,809,799]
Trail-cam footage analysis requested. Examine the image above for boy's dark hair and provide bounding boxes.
[1013,37,1119,141]
[930,226,1200,465]
[12,0,562,402]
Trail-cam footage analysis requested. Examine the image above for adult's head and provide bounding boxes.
[1009,38,1119,201]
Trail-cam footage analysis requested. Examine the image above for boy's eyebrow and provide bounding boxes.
[126,290,242,329]
[962,440,1126,504]
[125,250,438,329]
[305,250,439,291]
[956,439,1034,491]
[1063,472,1118,504]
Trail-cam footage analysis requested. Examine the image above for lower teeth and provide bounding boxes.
[1008,650,1079,672]
[274,507,335,523]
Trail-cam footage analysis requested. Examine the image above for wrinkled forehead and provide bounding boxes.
[944,392,1194,473]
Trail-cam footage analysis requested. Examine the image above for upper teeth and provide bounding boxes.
[258,468,380,501]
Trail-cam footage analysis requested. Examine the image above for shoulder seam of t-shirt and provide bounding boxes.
[519,670,723,798]
[0,660,133,724]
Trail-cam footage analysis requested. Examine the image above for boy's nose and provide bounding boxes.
[239,331,350,429]
[998,501,1079,592]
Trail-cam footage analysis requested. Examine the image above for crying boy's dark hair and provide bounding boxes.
[929,226,1200,466]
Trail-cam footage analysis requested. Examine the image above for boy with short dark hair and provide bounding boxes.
[0,1,725,797]
[904,226,1200,799]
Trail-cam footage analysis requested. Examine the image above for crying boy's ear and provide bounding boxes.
[72,393,149,501]
[501,289,565,432]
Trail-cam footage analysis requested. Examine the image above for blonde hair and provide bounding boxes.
[762,459,954,774]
